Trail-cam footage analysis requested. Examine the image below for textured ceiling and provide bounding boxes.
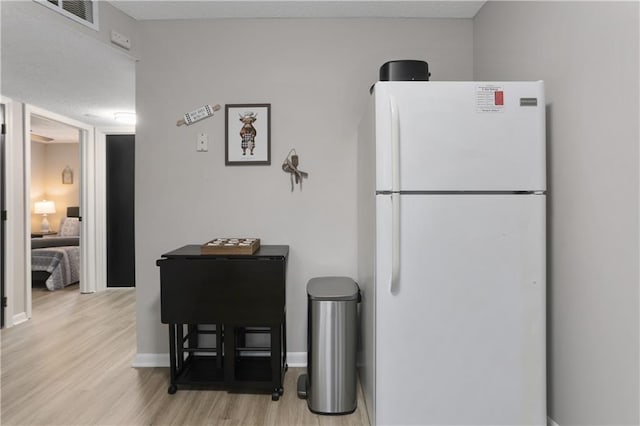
[1,2,136,130]
[110,1,485,20]
[2,1,484,138]
[31,115,80,144]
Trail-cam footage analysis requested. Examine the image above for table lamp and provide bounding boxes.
[34,200,56,233]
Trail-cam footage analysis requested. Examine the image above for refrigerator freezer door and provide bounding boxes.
[375,193,546,425]
[375,81,546,192]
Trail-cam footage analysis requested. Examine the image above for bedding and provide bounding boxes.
[31,209,81,291]
[31,246,80,291]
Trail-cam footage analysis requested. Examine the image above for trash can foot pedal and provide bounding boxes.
[297,374,308,399]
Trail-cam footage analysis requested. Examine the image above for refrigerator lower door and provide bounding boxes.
[375,194,546,425]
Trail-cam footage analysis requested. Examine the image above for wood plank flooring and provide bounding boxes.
[1,285,370,425]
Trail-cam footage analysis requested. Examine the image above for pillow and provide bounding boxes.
[59,217,80,237]
[32,237,79,248]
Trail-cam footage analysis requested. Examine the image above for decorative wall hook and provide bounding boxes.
[177,103,221,126]
[282,149,309,191]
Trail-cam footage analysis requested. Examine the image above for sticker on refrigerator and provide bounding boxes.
[476,85,505,113]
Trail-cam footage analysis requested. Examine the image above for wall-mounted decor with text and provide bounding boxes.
[62,165,73,184]
[225,104,271,165]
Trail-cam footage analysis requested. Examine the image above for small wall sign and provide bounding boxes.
[62,165,73,184]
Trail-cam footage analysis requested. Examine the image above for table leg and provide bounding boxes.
[176,324,185,371]
[168,324,178,394]
[270,323,282,400]
[282,314,288,371]
[224,324,236,387]
[216,323,223,369]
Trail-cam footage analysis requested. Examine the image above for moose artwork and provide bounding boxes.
[225,104,271,165]
[239,112,257,156]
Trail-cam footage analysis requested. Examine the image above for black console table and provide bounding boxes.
[157,245,289,400]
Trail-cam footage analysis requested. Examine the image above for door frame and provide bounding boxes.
[2,96,20,327]
[0,102,6,328]
[24,105,96,318]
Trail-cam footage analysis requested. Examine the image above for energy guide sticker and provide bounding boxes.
[476,85,505,113]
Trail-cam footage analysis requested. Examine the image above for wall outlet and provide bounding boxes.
[197,133,208,152]
[111,30,131,50]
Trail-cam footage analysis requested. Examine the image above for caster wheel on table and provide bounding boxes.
[271,391,280,401]
[168,384,177,394]
[278,387,284,396]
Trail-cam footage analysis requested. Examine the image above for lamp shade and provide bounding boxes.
[34,200,56,215]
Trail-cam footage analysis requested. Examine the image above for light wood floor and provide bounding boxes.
[1,285,370,425]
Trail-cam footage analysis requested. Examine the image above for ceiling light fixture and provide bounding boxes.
[114,112,136,124]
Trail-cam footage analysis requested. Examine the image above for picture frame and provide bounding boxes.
[62,165,73,184]
[225,104,271,165]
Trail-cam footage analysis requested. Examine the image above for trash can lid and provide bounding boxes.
[307,276,359,301]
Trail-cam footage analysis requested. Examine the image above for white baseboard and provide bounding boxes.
[132,353,170,367]
[287,352,306,367]
[12,312,28,326]
[548,417,559,426]
[132,352,307,368]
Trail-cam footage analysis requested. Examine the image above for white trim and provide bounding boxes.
[287,352,307,367]
[637,5,640,422]
[1,97,17,327]
[548,417,559,426]
[133,352,307,368]
[94,132,106,292]
[97,127,135,135]
[132,353,170,368]
[12,312,28,326]
[23,108,32,318]
[79,125,96,294]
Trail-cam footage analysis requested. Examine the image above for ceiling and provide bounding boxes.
[1,1,136,132]
[31,115,79,144]
[109,1,486,20]
[2,1,484,139]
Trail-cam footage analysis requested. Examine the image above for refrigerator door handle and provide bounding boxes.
[390,193,400,295]
[390,96,400,193]
[389,96,401,294]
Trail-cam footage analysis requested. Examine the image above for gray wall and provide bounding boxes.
[30,142,80,233]
[1,0,139,58]
[135,18,473,355]
[1,0,136,324]
[474,2,639,425]
[1,0,136,128]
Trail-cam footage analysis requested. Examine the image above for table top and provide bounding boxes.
[161,244,289,260]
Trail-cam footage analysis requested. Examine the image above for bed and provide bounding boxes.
[31,207,81,291]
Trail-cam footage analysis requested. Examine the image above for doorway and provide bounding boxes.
[29,114,81,292]
[24,105,96,319]
[106,134,135,287]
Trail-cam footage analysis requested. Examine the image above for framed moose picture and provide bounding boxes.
[225,104,271,165]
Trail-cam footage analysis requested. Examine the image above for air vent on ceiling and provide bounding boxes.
[36,0,98,30]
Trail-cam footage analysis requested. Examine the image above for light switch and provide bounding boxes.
[197,132,208,152]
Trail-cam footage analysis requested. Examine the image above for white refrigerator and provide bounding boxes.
[357,81,546,425]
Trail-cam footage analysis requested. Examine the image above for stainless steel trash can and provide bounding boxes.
[297,277,360,415]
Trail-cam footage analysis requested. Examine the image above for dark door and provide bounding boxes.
[106,134,135,287]
[1,105,5,327]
